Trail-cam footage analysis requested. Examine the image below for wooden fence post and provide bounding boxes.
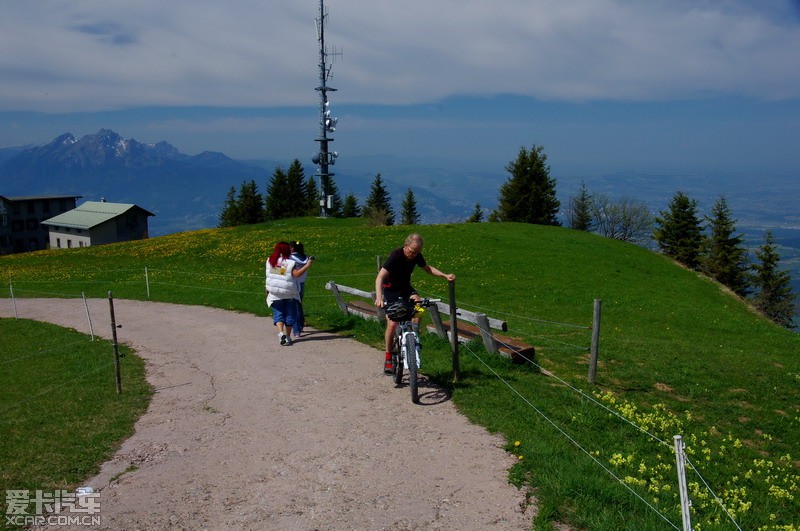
[108,291,122,394]
[427,303,447,339]
[449,280,459,382]
[475,313,499,355]
[82,292,95,341]
[326,281,349,314]
[10,284,18,319]
[588,298,602,384]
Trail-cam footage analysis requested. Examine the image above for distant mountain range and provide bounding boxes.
[0,129,268,235]
[0,129,478,235]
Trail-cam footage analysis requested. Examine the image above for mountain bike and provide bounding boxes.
[385,298,440,404]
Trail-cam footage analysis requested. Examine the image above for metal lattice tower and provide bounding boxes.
[312,0,341,217]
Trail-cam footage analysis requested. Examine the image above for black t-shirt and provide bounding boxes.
[381,247,427,293]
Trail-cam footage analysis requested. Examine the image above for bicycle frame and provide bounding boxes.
[398,324,420,369]
[388,298,439,404]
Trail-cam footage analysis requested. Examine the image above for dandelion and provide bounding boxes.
[514,441,521,447]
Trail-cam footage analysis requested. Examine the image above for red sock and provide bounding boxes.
[385,351,391,360]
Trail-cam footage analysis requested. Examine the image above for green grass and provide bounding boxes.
[0,319,151,528]
[2,217,799,530]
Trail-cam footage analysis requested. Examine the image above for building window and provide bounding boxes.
[67,240,72,248]
[12,220,23,231]
[57,238,61,248]
[26,219,38,230]
[27,203,35,214]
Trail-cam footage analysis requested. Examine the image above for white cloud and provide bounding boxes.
[1,0,799,112]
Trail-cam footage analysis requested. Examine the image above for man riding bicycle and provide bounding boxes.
[374,233,456,374]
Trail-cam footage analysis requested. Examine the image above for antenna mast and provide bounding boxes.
[312,0,341,217]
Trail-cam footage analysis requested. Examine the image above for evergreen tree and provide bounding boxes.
[702,195,750,296]
[653,191,703,269]
[363,173,394,226]
[751,231,797,328]
[496,145,560,225]
[319,175,343,217]
[305,175,320,216]
[285,159,307,218]
[401,188,420,225]
[264,167,290,220]
[342,193,360,218]
[218,181,266,227]
[236,180,264,224]
[568,180,593,231]
[218,186,240,228]
[467,203,484,223]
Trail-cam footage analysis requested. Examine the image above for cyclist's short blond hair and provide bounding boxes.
[405,233,423,248]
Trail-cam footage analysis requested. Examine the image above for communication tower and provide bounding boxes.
[312,0,341,217]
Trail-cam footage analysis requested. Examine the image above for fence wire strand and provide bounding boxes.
[460,340,681,530]
[486,329,742,529]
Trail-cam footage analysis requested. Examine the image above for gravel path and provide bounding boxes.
[3,298,533,530]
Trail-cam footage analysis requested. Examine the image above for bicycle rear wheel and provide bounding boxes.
[391,333,403,386]
[405,333,419,403]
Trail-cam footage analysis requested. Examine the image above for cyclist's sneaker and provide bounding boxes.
[383,352,393,374]
[284,336,293,346]
[279,333,287,346]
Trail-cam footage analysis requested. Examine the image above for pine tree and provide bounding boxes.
[218,186,240,228]
[467,203,484,223]
[236,180,264,224]
[285,159,307,218]
[264,167,290,221]
[568,180,593,231]
[342,193,360,218]
[401,188,420,225]
[363,173,394,226]
[319,175,343,217]
[305,175,320,216]
[653,191,703,269]
[702,195,750,296]
[496,145,560,225]
[751,231,797,328]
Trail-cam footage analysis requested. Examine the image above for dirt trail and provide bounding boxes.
[2,298,533,529]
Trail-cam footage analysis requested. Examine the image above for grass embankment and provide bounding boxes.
[2,217,799,530]
[0,320,150,529]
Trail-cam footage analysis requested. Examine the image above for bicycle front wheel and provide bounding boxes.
[391,333,403,386]
[405,333,419,403]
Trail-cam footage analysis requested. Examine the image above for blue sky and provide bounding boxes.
[2,0,800,177]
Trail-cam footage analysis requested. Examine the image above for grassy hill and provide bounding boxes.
[2,218,798,530]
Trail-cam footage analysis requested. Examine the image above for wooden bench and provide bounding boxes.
[325,279,535,364]
[325,281,385,321]
[427,320,536,365]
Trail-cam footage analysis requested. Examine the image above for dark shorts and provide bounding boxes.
[382,286,416,305]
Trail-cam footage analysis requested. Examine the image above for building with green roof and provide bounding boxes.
[41,200,154,249]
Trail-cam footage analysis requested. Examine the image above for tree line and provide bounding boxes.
[219,160,422,227]
[218,146,796,329]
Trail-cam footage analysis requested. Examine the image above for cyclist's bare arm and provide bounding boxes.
[375,268,389,307]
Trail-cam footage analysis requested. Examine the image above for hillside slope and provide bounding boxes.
[3,218,798,528]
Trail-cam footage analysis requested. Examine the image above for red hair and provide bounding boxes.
[268,241,292,267]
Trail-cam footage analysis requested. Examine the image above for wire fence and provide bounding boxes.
[478,330,742,530]
[1,291,123,417]
[2,267,747,529]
